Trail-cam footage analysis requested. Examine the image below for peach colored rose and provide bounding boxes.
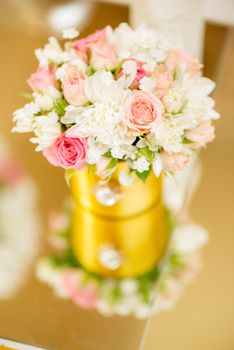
[62,65,88,106]
[43,133,87,170]
[185,122,215,148]
[27,66,58,91]
[177,252,202,283]
[162,277,183,301]
[166,49,202,75]
[96,157,117,179]
[47,211,68,251]
[124,91,164,133]
[151,64,173,98]
[90,42,117,69]
[161,151,189,172]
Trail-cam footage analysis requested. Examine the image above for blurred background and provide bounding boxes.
[0,1,233,349]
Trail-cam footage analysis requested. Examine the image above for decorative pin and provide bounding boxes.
[93,184,122,206]
[98,244,124,270]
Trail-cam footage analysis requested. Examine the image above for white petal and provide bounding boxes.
[153,155,162,177]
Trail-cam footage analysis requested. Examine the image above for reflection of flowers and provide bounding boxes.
[37,204,208,318]
[0,139,40,299]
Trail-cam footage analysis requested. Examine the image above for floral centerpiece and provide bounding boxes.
[12,23,218,295]
[12,23,218,182]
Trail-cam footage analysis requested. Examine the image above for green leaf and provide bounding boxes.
[183,136,194,144]
[105,157,118,170]
[111,284,122,301]
[169,254,184,269]
[65,168,76,187]
[86,66,96,76]
[54,98,68,117]
[135,166,151,183]
[20,92,34,101]
[103,150,112,158]
[138,147,154,162]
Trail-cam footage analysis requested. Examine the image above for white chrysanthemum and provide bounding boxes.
[62,28,79,39]
[171,223,209,254]
[110,146,125,159]
[113,23,168,72]
[152,119,184,153]
[61,72,136,159]
[35,37,64,66]
[64,103,133,150]
[84,71,128,104]
[12,102,40,133]
[30,112,61,151]
[132,157,150,173]
[86,138,109,164]
[173,74,218,125]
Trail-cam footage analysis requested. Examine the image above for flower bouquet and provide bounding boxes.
[13,23,218,299]
[13,23,218,180]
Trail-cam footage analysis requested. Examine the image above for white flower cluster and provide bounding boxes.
[0,139,40,299]
[12,23,218,181]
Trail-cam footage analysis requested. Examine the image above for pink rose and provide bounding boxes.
[124,91,164,133]
[151,64,173,98]
[95,157,117,179]
[27,66,58,91]
[72,284,99,309]
[62,270,99,309]
[72,28,107,56]
[166,50,202,75]
[43,133,87,170]
[72,27,117,69]
[62,270,80,294]
[90,42,117,69]
[161,151,189,172]
[185,122,215,148]
[118,59,148,89]
[62,65,88,106]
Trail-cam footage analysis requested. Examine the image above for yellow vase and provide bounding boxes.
[70,163,168,278]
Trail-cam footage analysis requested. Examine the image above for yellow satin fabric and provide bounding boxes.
[70,163,168,278]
